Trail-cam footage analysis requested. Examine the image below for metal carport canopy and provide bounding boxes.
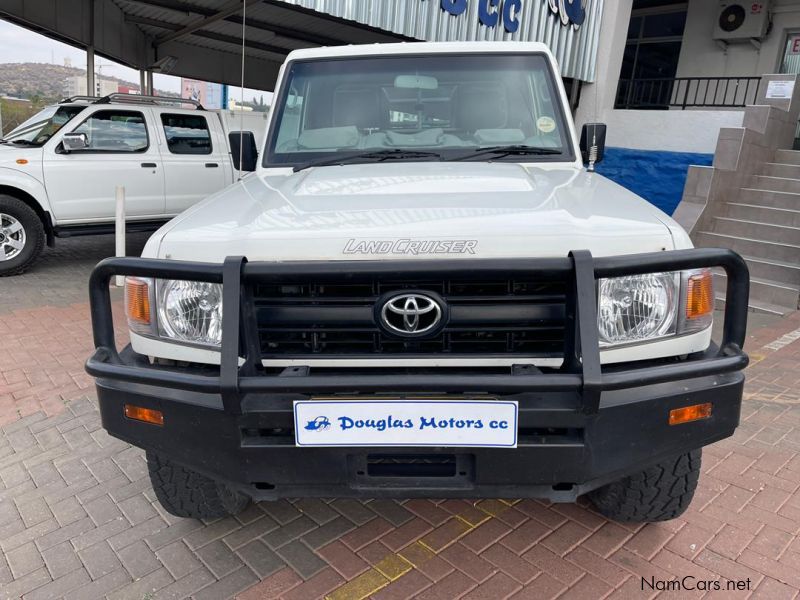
[0,0,414,91]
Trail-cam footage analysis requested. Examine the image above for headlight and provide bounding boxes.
[156,279,223,347]
[598,269,713,348]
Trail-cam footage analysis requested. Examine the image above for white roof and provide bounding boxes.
[285,41,555,62]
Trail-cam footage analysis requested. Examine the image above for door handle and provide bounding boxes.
[141,162,157,168]
[205,163,219,168]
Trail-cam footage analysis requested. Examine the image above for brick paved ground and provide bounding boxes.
[1,237,799,599]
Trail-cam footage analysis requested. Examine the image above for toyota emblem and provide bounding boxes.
[379,293,444,336]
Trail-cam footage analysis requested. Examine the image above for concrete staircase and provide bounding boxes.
[695,149,800,315]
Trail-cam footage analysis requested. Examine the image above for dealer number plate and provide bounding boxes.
[293,399,518,448]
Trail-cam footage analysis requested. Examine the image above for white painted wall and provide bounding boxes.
[676,0,800,79]
[604,109,743,153]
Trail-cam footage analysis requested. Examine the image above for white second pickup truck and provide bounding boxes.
[0,94,268,275]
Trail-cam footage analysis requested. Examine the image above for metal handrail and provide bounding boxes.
[616,76,762,110]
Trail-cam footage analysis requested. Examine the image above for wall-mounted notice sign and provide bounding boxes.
[766,80,795,100]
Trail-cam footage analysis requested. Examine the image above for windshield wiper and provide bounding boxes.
[454,145,562,161]
[293,149,444,172]
[3,139,37,146]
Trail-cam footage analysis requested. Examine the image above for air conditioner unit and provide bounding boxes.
[713,1,770,41]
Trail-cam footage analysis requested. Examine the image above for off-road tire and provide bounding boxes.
[588,449,701,522]
[146,452,250,519]
[0,194,45,276]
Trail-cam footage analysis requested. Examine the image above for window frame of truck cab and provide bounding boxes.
[63,109,150,154]
[263,52,576,168]
[160,113,214,155]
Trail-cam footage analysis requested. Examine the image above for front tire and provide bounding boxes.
[588,449,701,522]
[0,194,45,276]
[146,452,251,520]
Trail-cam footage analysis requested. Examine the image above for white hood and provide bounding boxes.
[152,162,681,262]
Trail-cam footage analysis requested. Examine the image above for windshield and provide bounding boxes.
[2,105,86,146]
[265,53,574,168]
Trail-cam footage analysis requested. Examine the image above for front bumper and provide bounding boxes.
[86,249,750,501]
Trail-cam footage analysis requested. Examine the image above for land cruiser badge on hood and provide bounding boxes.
[343,239,478,256]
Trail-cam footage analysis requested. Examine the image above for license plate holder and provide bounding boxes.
[293,398,518,448]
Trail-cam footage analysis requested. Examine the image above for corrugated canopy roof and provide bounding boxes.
[0,0,414,91]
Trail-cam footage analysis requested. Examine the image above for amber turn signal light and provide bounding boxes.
[125,277,151,325]
[124,404,164,426]
[669,402,712,426]
[686,270,714,320]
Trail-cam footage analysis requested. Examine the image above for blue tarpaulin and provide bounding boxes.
[595,147,713,216]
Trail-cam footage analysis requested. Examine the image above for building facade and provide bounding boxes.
[575,0,800,214]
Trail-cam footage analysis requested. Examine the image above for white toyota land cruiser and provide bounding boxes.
[86,42,750,523]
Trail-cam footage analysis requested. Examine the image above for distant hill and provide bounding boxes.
[0,62,176,101]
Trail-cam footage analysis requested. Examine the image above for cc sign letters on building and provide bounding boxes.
[439,0,586,33]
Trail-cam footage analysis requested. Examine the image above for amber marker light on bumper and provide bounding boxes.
[669,403,712,426]
[124,404,164,426]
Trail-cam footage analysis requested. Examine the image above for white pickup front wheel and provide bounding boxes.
[0,195,45,276]
[0,213,26,261]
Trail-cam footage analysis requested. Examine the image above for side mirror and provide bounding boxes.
[579,123,607,171]
[62,132,88,153]
[229,131,258,172]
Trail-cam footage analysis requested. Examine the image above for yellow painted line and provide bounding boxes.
[418,518,472,553]
[325,569,389,600]
[455,506,492,528]
[475,499,510,517]
[398,540,436,566]
[374,554,413,581]
[326,498,514,598]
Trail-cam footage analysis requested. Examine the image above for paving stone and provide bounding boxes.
[40,540,81,579]
[367,500,414,527]
[263,515,317,549]
[105,567,174,600]
[62,569,132,600]
[275,539,327,579]
[260,499,303,525]
[331,498,378,525]
[237,566,302,600]
[2,518,60,553]
[151,567,217,600]
[0,567,52,600]
[82,494,123,526]
[221,515,279,550]
[116,539,161,579]
[184,516,241,550]
[118,493,158,525]
[23,567,91,600]
[107,515,165,551]
[237,540,286,579]
[196,539,245,578]
[301,515,356,549]
[5,541,44,579]
[34,517,94,552]
[294,498,339,525]
[155,540,202,579]
[15,496,52,528]
[78,540,123,580]
[49,496,87,527]
[192,565,259,600]
[70,517,129,552]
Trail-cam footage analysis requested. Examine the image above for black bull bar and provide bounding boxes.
[85,248,750,415]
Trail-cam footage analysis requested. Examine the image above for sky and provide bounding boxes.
[0,18,271,104]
